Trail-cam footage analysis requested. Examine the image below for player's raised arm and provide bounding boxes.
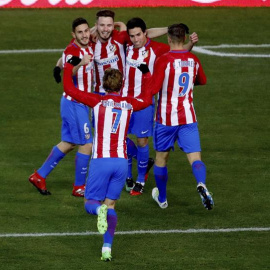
[114,21,127,31]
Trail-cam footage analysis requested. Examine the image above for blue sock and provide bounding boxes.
[136,144,149,183]
[127,156,133,179]
[126,138,137,179]
[104,209,117,247]
[37,146,66,178]
[192,160,206,184]
[154,165,168,203]
[126,138,138,158]
[75,152,90,186]
[84,200,101,215]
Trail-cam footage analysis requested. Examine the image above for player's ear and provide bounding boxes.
[71,31,75,39]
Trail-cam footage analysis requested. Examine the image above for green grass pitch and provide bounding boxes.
[0,7,269,270]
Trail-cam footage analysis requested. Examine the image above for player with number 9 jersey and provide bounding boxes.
[151,49,206,126]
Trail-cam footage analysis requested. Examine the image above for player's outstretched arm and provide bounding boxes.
[146,27,168,39]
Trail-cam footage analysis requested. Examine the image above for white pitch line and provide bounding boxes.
[199,44,270,49]
[192,47,270,58]
[0,227,269,238]
[0,49,63,54]
[0,44,269,58]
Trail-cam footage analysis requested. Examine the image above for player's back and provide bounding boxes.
[155,50,206,126]
[92,94,134,159]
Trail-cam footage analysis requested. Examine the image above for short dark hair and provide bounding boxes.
[168,23,189,43]
[96,9,115,21]
[103,68,123,93]
[72,17,89,32]
[127,17,147,33]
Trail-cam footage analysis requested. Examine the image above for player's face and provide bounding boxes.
[72,23,90,48]
[128,27,147,49]
[96,17,114,42]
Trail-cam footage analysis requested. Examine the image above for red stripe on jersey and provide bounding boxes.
[166,64,175,126]
[96,105,106,158]
[110,112,119,158]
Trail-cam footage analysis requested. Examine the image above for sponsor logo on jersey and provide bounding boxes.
[95,55,119,66]
[126,57,143,68]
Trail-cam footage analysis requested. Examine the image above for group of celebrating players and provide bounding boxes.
[28,9,214,262]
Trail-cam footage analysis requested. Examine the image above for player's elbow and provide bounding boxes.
[195,77,207,86]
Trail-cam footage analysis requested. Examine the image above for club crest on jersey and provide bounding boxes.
[142,50,149,59]
[109,44,117,52]
[85,134,90,140]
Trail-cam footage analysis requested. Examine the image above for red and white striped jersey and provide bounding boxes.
[148,50,207,126]
[122,38,169,98]
[91,30,129,94]
[63,63,152,159]
[62,40,94,101]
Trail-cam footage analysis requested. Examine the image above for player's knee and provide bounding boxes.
[137,137,148,147]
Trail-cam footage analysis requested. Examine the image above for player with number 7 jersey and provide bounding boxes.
[63,62,153,159]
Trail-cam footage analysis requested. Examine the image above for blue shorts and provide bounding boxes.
[153,122,201,153]
[61,96,93,145]
[85,158,128,201]
[128,103,154,138]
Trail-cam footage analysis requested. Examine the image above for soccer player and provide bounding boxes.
[29,18,94,197]
[63,57,153,261]
[122,18,198,196]
[142,23,214,210]
[91,10,168,94]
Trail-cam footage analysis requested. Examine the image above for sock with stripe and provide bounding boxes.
[103,209,117,247]
[154,165,168,203]
[136,144,149,183]
[74,152,90,186]
[37,146,66,178]
[192,160,206,185]
[126,138,137,179]
[84,199,102,215]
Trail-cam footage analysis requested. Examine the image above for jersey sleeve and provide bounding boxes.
[113,30,130,45]
[129,96,152,112]
[146,55,167,95]
[63,44,80,66]
[156,43,170,57]
[63,63,101,107]
[194,56,207,85]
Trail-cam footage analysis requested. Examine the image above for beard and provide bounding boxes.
[98,30,112,42]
